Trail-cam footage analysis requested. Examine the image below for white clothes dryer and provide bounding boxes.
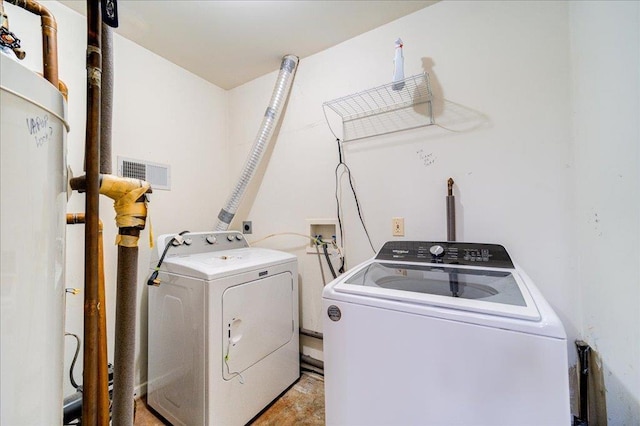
[148,231,299,426]
[323,241,570,426]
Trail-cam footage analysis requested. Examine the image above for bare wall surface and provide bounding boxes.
[569,1,640,423]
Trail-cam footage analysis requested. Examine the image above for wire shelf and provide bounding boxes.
[323,73,434,142]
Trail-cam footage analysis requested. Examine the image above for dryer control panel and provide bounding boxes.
[375,241,514,268]
[155,231,249,259]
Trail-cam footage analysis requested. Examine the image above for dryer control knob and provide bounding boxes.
[206,235,217,245]
[236,234,243,241]
[227,234,235,242]
[429,245,445,257]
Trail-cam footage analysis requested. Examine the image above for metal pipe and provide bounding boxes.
[82,0,101,423]
[67,213,110,424]
[96,217,110,424]
[574,340,591,426]
[63,363,115,424]
[300,327,323,340]
[446,177,456,241]
[300,354,324,370]
[6,0,58,87]
[63,391,83,425]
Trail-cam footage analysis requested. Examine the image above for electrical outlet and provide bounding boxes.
[392,217,404,236]
[242,221,252,234]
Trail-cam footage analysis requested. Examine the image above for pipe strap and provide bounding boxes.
[115,234,141,248]
[217,208,234,224]
[87,66,101,87]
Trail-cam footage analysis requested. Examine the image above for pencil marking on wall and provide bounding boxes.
[416,149,435,167]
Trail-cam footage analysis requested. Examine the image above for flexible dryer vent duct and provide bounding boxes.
[215,54,299,231]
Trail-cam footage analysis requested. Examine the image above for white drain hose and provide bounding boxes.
[215,54,299,231]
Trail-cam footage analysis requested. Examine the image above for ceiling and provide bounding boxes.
[59,1,436,89]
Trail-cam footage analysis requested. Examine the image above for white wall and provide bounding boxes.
[229,0,639,422]
[569,1,640,423]
[5,1,229,397]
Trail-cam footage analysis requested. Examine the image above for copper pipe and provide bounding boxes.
[70,175,153,195]
[82,0,101,424]
[5,0,58,87]
[66,213,86,225]
[58,79,68,100]
[96,217,110,425]
[66,214,110,423]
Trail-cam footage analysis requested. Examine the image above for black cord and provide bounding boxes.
[322,243,337,280]
[65,333,81,390]
[334,138,376,257]
[146,230,190,286]
[345,164,376,253]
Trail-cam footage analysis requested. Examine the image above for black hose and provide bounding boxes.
[322,243,337,280]
[147,230,190,286]
[574,340,591,426]
[65,333,81,390]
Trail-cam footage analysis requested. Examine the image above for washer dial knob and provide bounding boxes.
[227,235,235,242]
[429,245,445,257]
[206,235,217,245]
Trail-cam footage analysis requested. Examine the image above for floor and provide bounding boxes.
[134,372,325,426]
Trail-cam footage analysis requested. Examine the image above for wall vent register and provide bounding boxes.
[117,156,171,190]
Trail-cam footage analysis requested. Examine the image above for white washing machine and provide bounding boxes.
[148,231,299,425]
[323,241,570,426]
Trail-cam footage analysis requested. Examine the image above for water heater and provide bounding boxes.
[0,53,68,424]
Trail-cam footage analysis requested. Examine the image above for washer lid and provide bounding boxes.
[162,247,295,280]
[334,260,540,321]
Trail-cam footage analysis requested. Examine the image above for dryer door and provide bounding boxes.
[222,272,294,379]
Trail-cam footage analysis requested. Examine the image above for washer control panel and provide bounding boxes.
[156,231,249,258]
[375,241,514,268]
